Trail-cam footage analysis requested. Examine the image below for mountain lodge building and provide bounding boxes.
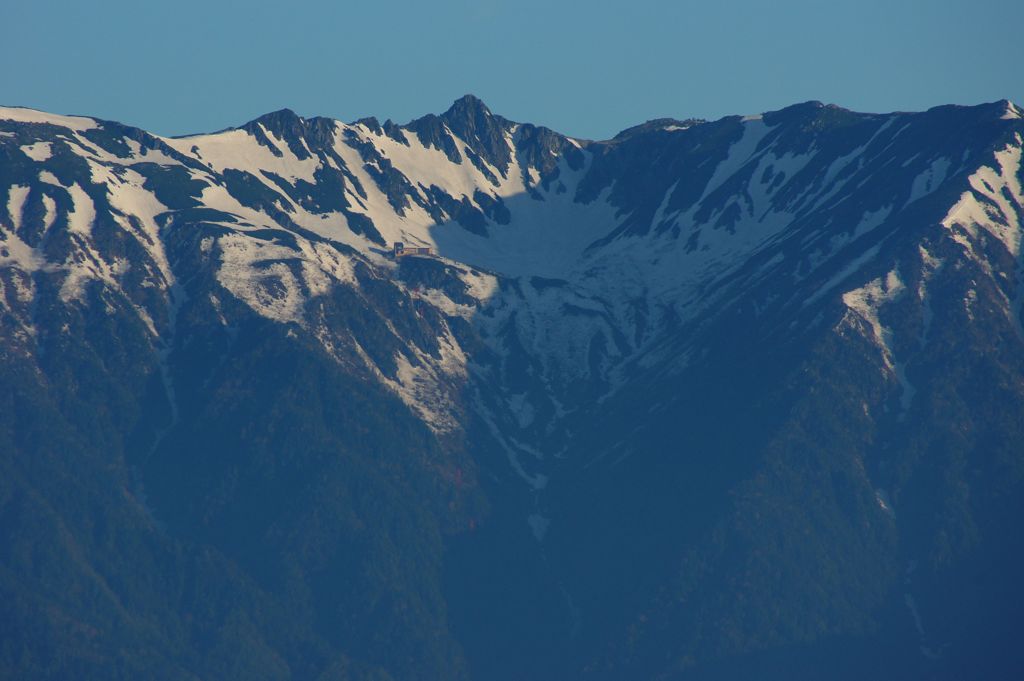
[393,242,434,258]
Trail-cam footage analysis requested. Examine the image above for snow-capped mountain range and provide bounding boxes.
[2,95,1023,680]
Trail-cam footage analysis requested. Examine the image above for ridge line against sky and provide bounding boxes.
[2,0,1022,141]
[2,96,1020,146]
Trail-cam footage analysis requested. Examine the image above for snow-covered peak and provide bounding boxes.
[2,97,1022,429]
[0,105,98,131]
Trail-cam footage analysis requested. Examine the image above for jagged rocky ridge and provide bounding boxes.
[1,95,1023,680]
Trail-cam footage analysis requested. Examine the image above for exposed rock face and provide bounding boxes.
[1,97,1023,680]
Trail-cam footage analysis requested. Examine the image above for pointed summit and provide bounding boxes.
[439,94,513,174]
[443,94,493,121]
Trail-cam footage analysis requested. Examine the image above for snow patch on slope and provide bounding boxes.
[842,268,905,370]
[907,158,951,205]
[385,332,468,435]
[943,143,1023,257]
[216,233,315,324]
[163,127,321,182]
[66,183,96,236]
[5,185,30,232]
[700,119,771,203]
[20,141,53,161]
[0,226,50,274]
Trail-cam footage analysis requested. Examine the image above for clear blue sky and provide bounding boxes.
[3,0,1022,140]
